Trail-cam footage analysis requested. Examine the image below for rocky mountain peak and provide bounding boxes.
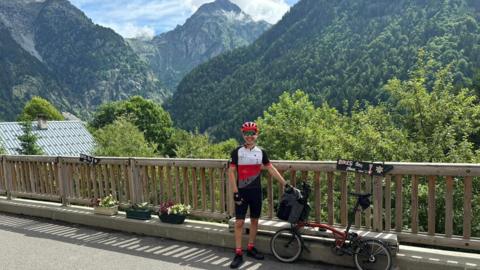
[197,0,242,15]
[130,0,270,92]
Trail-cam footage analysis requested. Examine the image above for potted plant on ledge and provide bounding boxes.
[157,201,191,224]
[125,202,152,220]
[92,194,118,216]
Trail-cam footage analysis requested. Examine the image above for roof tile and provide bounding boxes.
[0,121,95,156]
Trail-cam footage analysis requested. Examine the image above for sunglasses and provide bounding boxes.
[243,131,257,136]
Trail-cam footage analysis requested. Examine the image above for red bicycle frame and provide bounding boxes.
[294,221,351,248]
[292,195,363,248]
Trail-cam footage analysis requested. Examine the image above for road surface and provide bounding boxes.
[0,212,351,270]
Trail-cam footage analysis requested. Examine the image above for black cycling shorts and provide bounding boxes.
[235,188,262,219]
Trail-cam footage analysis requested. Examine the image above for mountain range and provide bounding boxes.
[0,0,268,121]
[167,0,480,140]
[128,0,270,91]
[0,0,168,120]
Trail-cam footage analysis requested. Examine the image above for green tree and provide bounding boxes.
[17,121,43,155]
[0,142,5,154]
[385,58,480,162]
[257,90,318,160]
[172,128,237,159]
[91,96,174,155]
[343,103,414,161]
[93,118,157,157]
[257,90,412,161]
[18,96,64,121]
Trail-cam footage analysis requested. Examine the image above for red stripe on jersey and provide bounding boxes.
[238,164,262,180]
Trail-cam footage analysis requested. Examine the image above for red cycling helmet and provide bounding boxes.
[241,121,258,132]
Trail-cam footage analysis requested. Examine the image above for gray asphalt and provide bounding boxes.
[0,212,351,270]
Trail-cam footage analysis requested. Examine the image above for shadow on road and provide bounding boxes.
[0,212,349,270]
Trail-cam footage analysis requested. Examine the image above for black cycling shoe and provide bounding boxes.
[246,247,264,260]
[230,254,244,269]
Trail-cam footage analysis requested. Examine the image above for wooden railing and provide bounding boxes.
[0,155,479,250]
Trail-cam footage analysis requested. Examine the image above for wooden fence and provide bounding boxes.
[0,155,479,250]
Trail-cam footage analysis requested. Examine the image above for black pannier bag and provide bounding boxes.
[276,187,309,223]
[299,201,311,221]
[276,198,292,221]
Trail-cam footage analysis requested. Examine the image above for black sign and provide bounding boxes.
[336,159,393,176]
[79,154,100,165]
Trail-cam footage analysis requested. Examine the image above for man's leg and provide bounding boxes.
[246,190,264,260]
[235,219,245,251]
[248,218,258,244]
[231,197,247,269]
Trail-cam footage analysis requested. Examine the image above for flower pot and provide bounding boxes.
[126,209,151,220]
[159,213,186,224]
[94,205,118,216]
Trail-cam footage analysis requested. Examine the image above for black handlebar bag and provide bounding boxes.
[276,188,309,223]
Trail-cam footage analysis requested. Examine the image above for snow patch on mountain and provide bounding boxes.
[222,10,250,23]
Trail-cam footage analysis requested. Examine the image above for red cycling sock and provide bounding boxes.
[247,243,255,251]
[235,248,243,256]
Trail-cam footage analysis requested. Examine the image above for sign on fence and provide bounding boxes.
[79,154,100,165]
[336,159,393,176]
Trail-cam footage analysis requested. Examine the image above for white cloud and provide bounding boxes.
[234,0,290,23]
[70,0,292,37]
[181,0,291,23]
[101,22,156,39]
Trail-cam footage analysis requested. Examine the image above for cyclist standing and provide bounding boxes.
[229,121,289,268]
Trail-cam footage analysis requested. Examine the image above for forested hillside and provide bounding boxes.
[0,0,168,120]
[0,20,68,120]
[168,0,480,140]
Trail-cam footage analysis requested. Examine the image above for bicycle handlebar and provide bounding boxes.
[348,192,372,197]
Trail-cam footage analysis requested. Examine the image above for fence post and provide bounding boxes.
[128,158,141,203]
[225,163,234,217]
[463,176,472,239]
[1,156,6,196]
[2,156,12,200]
[373,176,383,232]
[56,157,68,206]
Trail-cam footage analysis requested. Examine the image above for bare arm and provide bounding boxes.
[266,164,287,186]
[229,167,238,193]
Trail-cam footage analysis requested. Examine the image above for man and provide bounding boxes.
[228,121,289,269]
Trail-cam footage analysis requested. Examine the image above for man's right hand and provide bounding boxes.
[284,183,294,193]
[234,192,243,205]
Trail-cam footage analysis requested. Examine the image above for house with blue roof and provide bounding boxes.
[0,119,95,156]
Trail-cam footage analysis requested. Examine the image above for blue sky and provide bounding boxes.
[70,0,299,39]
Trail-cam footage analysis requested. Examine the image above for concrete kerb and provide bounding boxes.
[0,197,479,269]
[227,217,400,255]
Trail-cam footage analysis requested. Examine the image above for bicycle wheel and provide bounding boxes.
[270,228,303,263]
[353,239,392,270]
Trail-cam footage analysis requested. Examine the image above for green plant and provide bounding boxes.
[0,141,5,154]
[16,121,43,155]
[124,201,152,220]
[158,201,191,215]
[90,96,173,155]
[91,194,118,207]
[125,201,150,210]
[93,118,157,157]
[18,96,64,121]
